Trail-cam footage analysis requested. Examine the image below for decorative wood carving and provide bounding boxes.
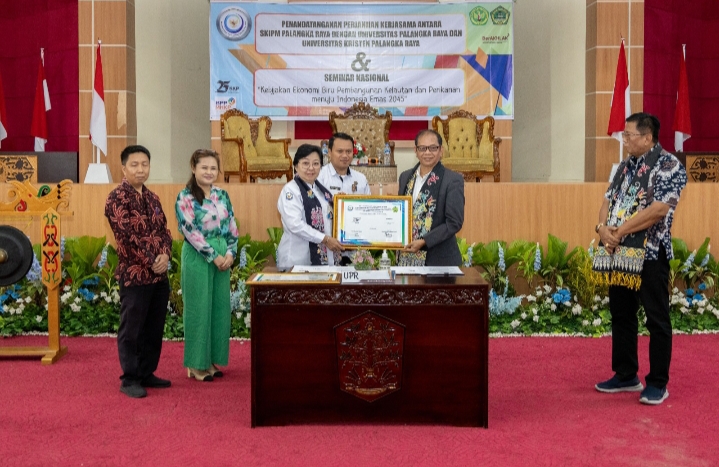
[255,286,485,306]
[0,184,71,365]
[41,209,62,289]
[687,155,719,182]
[333,101,387,121]
[0,180,72,213]
[335,311,405,402]
[249,268,489,427]
[443,109,476,120]
[0,155,37,183]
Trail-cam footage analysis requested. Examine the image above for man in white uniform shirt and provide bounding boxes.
[317,132,371,196]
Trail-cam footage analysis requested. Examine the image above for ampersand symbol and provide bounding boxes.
[351,52,371,71]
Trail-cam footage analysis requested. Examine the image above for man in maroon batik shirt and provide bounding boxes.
[105,145,173,398]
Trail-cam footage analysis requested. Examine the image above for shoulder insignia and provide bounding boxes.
[285,191,293,200]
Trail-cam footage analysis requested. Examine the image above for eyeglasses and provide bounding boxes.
[622,132,647,139]
[298,161,321,169]
[415,145,441,153]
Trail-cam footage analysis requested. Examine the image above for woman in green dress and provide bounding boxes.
[175,149,239,381]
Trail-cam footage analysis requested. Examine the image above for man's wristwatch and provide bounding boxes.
[595,223,604,233]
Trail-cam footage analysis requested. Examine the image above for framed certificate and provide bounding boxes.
[246,272,341,285]
[333,195,412,249]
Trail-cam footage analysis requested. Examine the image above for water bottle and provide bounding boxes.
[383,143,391,165]
[379,250,391,271]
[321,141,329,165]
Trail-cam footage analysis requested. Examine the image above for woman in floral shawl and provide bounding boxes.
[276,144,344,269]
[175,149,239,382]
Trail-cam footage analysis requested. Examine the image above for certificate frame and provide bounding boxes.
[246,272,341,285]
[333,195,412,249]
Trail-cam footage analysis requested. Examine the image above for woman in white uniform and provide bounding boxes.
[276,144,344,269]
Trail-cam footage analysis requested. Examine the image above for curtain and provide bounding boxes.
[0,0,79,151]
[644,0,719,151]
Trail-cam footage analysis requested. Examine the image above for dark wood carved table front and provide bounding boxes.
[250,268,489,427]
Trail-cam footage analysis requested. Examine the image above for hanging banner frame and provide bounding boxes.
[210,1,514,120]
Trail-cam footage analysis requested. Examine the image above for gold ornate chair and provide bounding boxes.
[220,109,293,183]
[324,102,395,165]
[432,111,501,182]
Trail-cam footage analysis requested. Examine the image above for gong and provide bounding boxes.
[0,225,34,287]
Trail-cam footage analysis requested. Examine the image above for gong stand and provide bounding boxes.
[1,180,72,364]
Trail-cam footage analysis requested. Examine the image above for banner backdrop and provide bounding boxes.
[209,2,513,120]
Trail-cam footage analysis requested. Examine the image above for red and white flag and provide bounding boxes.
[89,41,108,157]
[607,40,630,142]
[0,70,7,147]
[31,50,51,151]
[673,45,692,152]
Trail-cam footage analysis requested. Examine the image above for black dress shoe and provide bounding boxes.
[120,383,147,398]
[141,374,172,388]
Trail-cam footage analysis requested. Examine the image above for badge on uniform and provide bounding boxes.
[285,191,293,200]
[352,181,358,193]
[330,186,341,191]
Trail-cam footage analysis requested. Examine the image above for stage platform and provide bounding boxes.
[2,182,717,250]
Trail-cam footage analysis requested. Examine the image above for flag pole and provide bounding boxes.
[675,44,687,152]
[95,39,101,165]
[673,43,691,153]
[85,38,112,183]
[618,37,624,164]
[682,42,686,148]
[92,1,96,163]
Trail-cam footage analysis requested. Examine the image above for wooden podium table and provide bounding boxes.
[249,268,489,427]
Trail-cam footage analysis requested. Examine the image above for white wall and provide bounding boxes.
[548,0,585,182]
[513,0,586,182]
[135,0,171,182]
[513,0,552,181]
[136,0,211,183]
[136,0,586,183]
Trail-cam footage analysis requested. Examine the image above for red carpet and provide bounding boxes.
[1,334,718,466]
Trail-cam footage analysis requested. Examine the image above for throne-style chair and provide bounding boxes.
[323,102,395,165]
[432,110,501,182]
[220,109,293,183]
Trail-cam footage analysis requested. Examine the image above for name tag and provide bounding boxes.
[342,270,393,283]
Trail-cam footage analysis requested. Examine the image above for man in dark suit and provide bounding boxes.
[397,129,465,266]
